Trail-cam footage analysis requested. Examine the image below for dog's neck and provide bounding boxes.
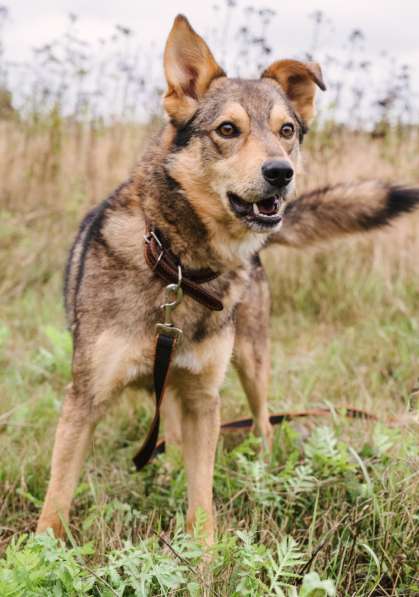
[137,159,265,274]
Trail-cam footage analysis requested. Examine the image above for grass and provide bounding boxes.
[0,120,418,595]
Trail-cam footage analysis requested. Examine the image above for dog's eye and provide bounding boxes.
[280,123,295,139]
[216,122,240,138]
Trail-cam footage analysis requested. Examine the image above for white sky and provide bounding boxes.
[5,0,419,65]
[3,0,419,119]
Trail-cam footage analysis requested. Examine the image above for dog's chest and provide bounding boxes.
[141,267,248,378]
[90,259,250,404]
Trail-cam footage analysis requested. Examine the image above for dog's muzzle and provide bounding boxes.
[227,192,284,229]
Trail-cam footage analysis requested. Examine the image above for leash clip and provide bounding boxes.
[156,266,183,342]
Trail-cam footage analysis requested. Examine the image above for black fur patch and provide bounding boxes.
[291,109,308,144]
[162,168,182,191]
[360,186,419,230]
[172,115,198,149]
[251,253,262,268]
[192,305,235,343]
[159,186,209,244]
[73,199,109,300]
[65,181,130,318]
[298,123,309,144]
[192,318,207,343]
[63,207,99,318]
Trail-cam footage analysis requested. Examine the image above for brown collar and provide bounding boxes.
[144,225,223,311]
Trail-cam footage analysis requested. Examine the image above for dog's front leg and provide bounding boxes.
[37,327,133,538]
[179,387,220,544]
[36,384,97,537]
[233,260,273,451]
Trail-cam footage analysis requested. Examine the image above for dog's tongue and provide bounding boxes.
[255,197,279,215]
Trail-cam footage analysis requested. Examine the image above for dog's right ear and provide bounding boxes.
[163,15,225,124]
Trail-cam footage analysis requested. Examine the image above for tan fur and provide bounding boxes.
[269,103,296,135]
[161,389,183,448]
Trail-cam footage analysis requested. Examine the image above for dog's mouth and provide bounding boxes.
[227,192,283,228]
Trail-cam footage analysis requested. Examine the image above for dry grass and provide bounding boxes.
[0,119,418,595]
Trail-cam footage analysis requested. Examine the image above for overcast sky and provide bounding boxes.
[5,0,419,64]
[3,0,419,119]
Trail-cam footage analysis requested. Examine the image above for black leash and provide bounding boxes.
[134,229,226,471]
[133,333,177,470]
[133,270,184,471]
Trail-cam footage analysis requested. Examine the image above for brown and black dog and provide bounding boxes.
[37,15,419,543]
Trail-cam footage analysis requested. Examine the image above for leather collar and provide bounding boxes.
[144,224,223,311]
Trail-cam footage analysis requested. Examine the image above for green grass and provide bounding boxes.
[1,255,418,595]
[1,125,418,595]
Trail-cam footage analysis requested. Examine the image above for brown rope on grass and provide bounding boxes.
[150,405,417,460]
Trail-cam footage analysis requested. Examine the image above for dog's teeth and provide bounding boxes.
[253,202,260,215]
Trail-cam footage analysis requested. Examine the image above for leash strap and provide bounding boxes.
[133,224,223,470]
[149,407,380,459]
[133,257,185,471]
[133,333,177,471]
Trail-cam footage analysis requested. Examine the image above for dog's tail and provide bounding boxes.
[270,181,419,248]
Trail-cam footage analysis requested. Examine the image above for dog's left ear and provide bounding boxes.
[262,59,326,125]
[163,15,225,124]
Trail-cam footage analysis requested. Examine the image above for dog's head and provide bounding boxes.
[162,15,325,251]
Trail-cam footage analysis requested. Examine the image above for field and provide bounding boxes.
[0,116,418,596]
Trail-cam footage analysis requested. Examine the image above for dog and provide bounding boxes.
[37,15,419,543]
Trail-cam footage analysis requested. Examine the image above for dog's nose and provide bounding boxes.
[262,160,294,187]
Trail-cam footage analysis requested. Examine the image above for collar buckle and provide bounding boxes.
[144,230,164,268]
